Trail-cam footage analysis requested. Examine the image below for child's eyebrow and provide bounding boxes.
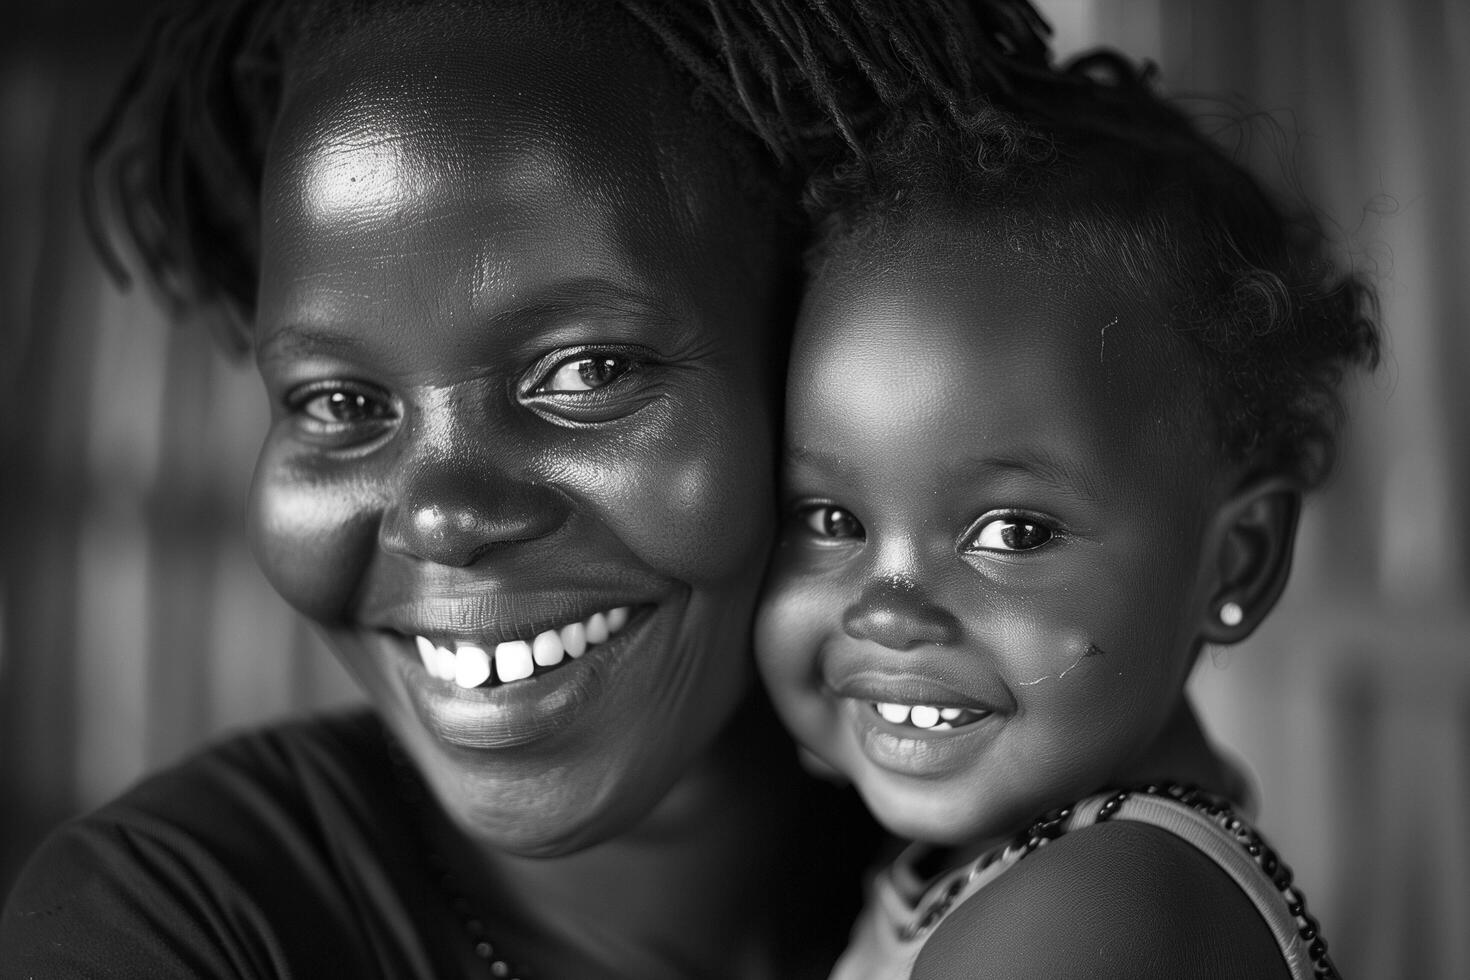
[951,452,1103,504]
[784,444,1102,503]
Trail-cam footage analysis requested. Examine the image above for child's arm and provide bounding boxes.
[911,820,1292,980]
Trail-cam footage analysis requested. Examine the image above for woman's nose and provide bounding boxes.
[842,575,962,651]
[379,451,567,567]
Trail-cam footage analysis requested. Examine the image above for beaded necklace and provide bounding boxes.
[387,743,527,980]
[906,782,1340,979]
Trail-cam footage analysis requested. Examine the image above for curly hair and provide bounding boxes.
[805,50,1382,490]
[85,0,1053,354]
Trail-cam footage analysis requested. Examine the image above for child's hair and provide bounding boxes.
[85,0,1054,354]
[805,52,1382,490]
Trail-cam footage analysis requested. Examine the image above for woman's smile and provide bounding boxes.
[386,600,662,751]
[409,605,638,689]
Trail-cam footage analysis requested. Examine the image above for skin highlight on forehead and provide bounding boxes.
[274,40,667,229]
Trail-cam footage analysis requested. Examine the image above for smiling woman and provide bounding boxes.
[0,0,1057,977]
[248,12,787,862]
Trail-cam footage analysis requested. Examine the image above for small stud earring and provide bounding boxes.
[1218,601,1244,627]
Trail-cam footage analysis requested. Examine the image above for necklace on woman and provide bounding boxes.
[386,741,527,980]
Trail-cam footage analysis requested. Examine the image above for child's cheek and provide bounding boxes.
[248,445,381,624]
[755,545,837,693]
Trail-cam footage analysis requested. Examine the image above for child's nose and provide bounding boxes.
[842,576,962,651]
[379,449,567,567]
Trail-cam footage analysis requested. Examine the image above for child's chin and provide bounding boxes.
[858,776,979,846]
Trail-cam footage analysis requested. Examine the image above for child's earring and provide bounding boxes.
[1198,478,1300,645]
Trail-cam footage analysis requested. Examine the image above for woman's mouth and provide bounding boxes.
[413,606,635,689]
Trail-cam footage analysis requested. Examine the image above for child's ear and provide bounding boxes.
[1198,476,1302,645]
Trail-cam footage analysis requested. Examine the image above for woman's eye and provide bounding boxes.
[299,389,393,425]
[800,505,865,541]
[538,354,631,393]
[968,516,1055,552]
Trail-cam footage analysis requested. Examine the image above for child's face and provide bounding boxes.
[249,20,782,855]
[757,219,1229,846]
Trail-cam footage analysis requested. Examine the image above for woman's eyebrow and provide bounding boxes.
[478,278,681,333]
[256,325,363,363]
[256,278,679,363]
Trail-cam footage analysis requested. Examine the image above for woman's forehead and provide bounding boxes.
[269,25,680,207]
[258,22,758,292]
[253,13,786,361]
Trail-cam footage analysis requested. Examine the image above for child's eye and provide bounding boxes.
[536,353,632,393]
[964,514,1056,553]
[798,504,865,541]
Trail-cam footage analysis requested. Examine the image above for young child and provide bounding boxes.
[756,53,1379,980]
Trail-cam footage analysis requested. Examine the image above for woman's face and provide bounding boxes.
[251,17,784,856]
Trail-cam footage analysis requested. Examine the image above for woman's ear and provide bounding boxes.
[1198,476,1302,645]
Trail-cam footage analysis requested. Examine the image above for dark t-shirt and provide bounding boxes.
[0,710,876,979]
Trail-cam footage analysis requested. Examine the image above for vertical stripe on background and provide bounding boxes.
[73,255,167,806]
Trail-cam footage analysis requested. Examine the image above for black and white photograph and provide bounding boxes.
[2,2,1466,977]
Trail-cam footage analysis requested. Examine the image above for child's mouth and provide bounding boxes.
[871,701,988,731]
[413,605,638,689]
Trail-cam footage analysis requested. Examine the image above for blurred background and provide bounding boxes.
[2,0,1466,976]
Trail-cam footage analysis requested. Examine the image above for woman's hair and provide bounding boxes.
[86,0,1054,354]
[806,51,1382,490]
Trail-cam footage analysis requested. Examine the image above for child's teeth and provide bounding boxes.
[415,635,437,673]
[877,702,911,724]
[560,622,587,658]
[874,701,981,729]
[433,644,457,681]
[585,612,609,645]
[495,640,534,682]
[532,629,564,667]
[454,644,491,688]
[430,643,457,681]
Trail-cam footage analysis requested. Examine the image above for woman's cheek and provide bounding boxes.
[559,414,774,587]
[248,446,382,624]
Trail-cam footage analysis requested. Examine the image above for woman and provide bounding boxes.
[0,1,1050,976]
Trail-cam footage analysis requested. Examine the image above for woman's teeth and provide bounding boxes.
[414,607,632,689]
[873,701,985,730]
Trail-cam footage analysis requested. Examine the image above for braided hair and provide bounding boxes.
[85,0,1055,353]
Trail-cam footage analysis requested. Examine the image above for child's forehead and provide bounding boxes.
[792,216,1207,440]
[800,216,1168,356]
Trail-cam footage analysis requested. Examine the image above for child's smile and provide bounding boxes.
[757,218,1237,848]
[249,21,784,856]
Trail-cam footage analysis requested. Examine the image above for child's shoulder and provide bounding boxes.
[913,818,1292,980]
